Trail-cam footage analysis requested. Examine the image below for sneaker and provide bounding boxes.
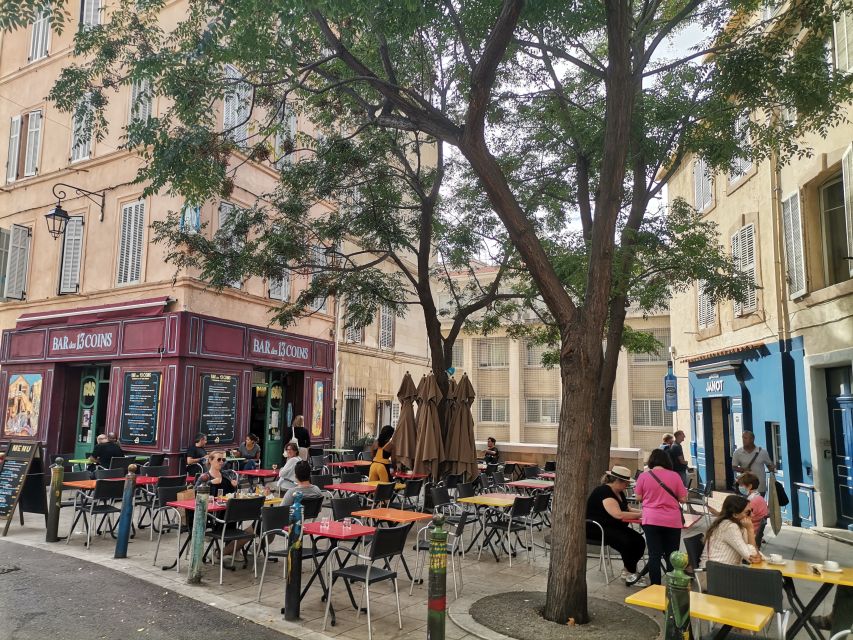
[625,573,649,587]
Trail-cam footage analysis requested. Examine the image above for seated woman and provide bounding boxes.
[277,443,300,493]
[234,433,261,470]
[586,465,647,586]
[736,472,769,547]
[369,425,395,482]
[195,452,249,555]
[701,494,762,567]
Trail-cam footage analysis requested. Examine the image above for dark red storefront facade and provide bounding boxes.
[0,297,334,467]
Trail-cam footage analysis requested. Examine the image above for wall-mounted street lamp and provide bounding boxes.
[45,182,106,240]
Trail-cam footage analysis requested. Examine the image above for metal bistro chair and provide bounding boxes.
[341,453,356,462]
[683,533,705,592]
[256,504,290,601]
[341,472,365,484]
[585,519,617,584]
[523,466,541,479]
[203,495,265,585]
[59,471,93,508]
[502,463,517,481]
[109,456,136,471]
[705,560,789,639]
[310,455,329,474]
[95,468,125,479]
[543,461,556,472]
[145,453,167,467]
[479,495,534,567]
[323,524,410,640]
[152,484,191,571]
[140,475,188,538]
[410,511,469,598]
[392,479,424,511]
[369,482,397,509]
[66,479,125,547]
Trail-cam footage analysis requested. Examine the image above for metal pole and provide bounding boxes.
[114,464,138,558]
[187,485,210,584]
[283,490,304,621]
[664,550,694,640]
[427,514,448,640]
[45,459,65,542]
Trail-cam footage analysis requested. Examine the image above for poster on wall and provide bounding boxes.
[119,371,162,446]
[311,380,324,437]
[200,373,238,444]
[3,374,42,438]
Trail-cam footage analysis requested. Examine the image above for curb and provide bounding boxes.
[448,592,517,640]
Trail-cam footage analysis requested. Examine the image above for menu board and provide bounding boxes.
[0,441,42,536]
[119,371,161,446]
[200,373,238,444]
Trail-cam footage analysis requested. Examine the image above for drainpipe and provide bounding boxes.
[769,146,791,344]
[332,291,343,447]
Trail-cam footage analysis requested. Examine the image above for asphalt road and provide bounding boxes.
[0,541,298,640]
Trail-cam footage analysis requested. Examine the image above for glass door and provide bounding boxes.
[73,366,110,460]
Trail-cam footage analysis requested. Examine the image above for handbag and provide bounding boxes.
[774,478,789,507]
[647,469,686,525]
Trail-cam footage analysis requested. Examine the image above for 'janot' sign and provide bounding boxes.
[47,325,119,357]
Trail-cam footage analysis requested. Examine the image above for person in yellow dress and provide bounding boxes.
[368,425,395,482]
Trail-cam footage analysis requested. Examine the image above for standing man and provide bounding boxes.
[668,430,689,487]
[732,431,775,496]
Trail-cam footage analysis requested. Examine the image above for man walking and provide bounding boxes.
[732,431,775,496]
[668,430,689,487]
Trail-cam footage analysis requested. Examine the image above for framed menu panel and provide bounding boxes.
[119,371,161,446]
[200,373,238,444]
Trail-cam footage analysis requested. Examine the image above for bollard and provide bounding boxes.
[283,490,303,621]
[187,485,210,584]
[114,464,138,558]
[427,514,448,640]
[664,550,694,640]
[45,459,65,542]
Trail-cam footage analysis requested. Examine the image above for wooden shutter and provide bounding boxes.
[223,66,251,145]
[71,97,91,162]
[379,304,394,348]
[732,225,757,316]
[4,224,31,300]
[311,245,327,311]
[6,116,20,183]
[697,280,715,329]
[218,201,242,288]
[693,158,711,211]
[29,10,50,61]
[23,111,41,176]
[117,200,145,284]
[59,217,84,294]
[0,228,9,301]
[834,12,853,72]
[81,0,100,27]
[130,79,151,123]
[842,144,853,277]
[781,192,807,297]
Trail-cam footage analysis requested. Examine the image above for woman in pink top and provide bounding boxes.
[736,472,769,546]
[634,449,687,584]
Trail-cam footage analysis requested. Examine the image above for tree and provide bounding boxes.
[6,0,850,624]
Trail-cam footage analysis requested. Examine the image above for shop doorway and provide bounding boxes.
[826,366,853,530]
[73,366,110,460]
[250,370,295,469]
[703,396,734,491]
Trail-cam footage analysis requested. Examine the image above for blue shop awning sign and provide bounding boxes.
[690,359,742,397]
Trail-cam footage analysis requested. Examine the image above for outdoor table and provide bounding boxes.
[503,460,537,480]
[236,468,278,482]
[538,472,556,480]
[506,479,554,493]
[457,493,516,557]
[327,460,372,469]
[323,448,352,462]
[393,471,428,480]
[623,512,702,530]
[67,458,90,471]
[302,520,377,626]
[63,476,160,491]
[351,507,431,581]
[625,584,774,638]
[750,559,853,639]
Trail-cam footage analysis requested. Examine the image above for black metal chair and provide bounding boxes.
[146,453,167,467]
[139,475,189,537]
[142,465,169,477]
[310,455,328,474]
[152,484,190,571]
[393,479,424,511]
[109,456,136,471]
[411,512,469,598]
[95,468,125,479]
[370,482,396,508]
[486,462,499,475]
[256,505,290,601]
[59,471,94,508]
[543,461,556,472]
[204,495,265,584]
[705,561,789,639]
[502,463,517,481]
[523,465,541,479]
[683,533,705,592]
[341,453,356,462]
[323,524,410,640]
[479,495,534,567]
[310,473,333,490]
[488,470,507,492]
[66,479,125,547]
[341,472,364,484]
[530,491,551,531]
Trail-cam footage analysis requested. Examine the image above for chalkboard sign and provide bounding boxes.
[119,371,161,446]
[0,440,44,536]
[200,373,238,444]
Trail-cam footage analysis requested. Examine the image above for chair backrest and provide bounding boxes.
[404,479,424,498]
[510,495,534,518]
[502,463,516,477]
[109,456,135,470]
[705,561,784,612]
[456,482,475,499]
[683,534,704,572]
[302,496,324,520]
[543,460,556,472]
[332,496,362,520]
[310,455,326,470]
[144,465,170,477]
[95,468,125,479]
[489,471,505,487]
[431,486,451,508]
[532,492,550,513]
[94,479,126,500]
[341,472,363,484]
[261,504,291,533]
[157,475,189,489]
[62,470,92,483]
[444,473,462,489]
[486,463,499,474]
[523,466,541,479]
[374,482,396,502]
[452,511,469,538]
[357,451,371,461]
[311,473,333,489]
[368,524,410,561]
[704,480,715,497]
[341,453,356,462]
[223,496,265,523]
[147,454,166,467]
[157,484,185,505]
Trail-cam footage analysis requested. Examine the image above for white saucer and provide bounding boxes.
[820,566,843,573]
[766,560,786,566]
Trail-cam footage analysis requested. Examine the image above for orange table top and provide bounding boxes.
[325,482,378,494]
[64,476,158,490]
[304,520,376,540]
[236,469,278,478]
[351,507,433,524]
[326,460,372,468]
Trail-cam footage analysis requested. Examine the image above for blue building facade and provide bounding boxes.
[687,337,810,525]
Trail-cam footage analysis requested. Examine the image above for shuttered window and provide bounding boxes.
[632,399,673,428]
[23,111,42,177]
[729,114,752,183]
[390,401,400,428]
[59,217,84,294]
[29,9,50,62]
[345,323,363,343]
[834,12,853,72]
[525,398,559,424]
[116,200,145,285]
[129,79,152,124]
[269,269,291,301]
[80,0,100,28]
[478,338,509,367]
[218,201,242,288]
[693,157,713,211]
[451,341,465,370]
[479,397,509,423]
[310,245,327,312]
[841,145,853,279]
[781,192,807,297]
[732,224,757,316]
[223,66,252,146]
[697,281,716,329]
[0,228,9,301]
[379,304,395,349]
[179,203,200,234]
[71,97,91,162]
[6,116,21,183]
[4,225,31,300]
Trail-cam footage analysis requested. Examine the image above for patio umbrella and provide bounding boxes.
[393,372,418,470]
[413,373,445,480]
[445,374,477,480]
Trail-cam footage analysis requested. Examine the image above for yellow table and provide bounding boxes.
[625,585,774,635]
[458,494,516,508]
[358,480,406,490]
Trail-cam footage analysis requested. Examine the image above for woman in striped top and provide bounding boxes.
[701,495,762,567]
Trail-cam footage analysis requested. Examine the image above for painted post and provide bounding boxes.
[114,464,138,558]
[187,484,210,584]
[427,514,448,640]
[45,459,65,542]
[283,490,303,621]
[664,551,694,640]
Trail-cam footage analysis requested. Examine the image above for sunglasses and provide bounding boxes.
[211,457,225,462]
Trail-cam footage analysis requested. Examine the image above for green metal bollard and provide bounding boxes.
[114,464,138,558]
[187,485,210,585]
[45,459,64,542]
[664,550,694,640]
[427,514,448,640]
[283,490,304,621]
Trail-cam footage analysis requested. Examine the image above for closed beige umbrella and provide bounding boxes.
[413,373,445,480]
[393,372,418,470]
[446,374,477,479]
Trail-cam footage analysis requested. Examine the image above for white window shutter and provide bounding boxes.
[842,143,853,277]
[390,401,400,428]
[59,217,84,294]
[81,0,100,27]
[29,10,50,62]
[117,200,145,285]
[223,66,251,145]
[130,79,152,123]
[741,224,757,311]
[269,269,290,301]
[5,224,31,300]
[218,201,242,288]
[71,97,91,162]
[697,281,715,329]
[0,228,9,300]
[23,111,42,176]
[379,304,394,348]
[6,116,21,183]
[835,12,853,72]
[781,192,807,297]
[311,245,327,311]
[731,231,743,316]
[693,158,711,211]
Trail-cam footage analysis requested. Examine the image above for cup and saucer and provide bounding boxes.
[820,561,843,573]
[766,554,786,566]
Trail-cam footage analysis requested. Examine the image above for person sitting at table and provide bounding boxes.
[235,433,261,470]
[282,460,324,507]
[483,437,500,464]
[701,494,762,567]
[369,425,395,482]
[277,443,300,493]
[586,465,646,586]
[87,433,126,475]
[186,433,208,471]
[736,472,769,546]
[195,452,239,496]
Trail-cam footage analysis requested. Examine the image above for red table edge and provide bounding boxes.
[303,521,376,540]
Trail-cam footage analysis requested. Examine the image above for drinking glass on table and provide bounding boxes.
[320,516,330,531]
[342,517,352,532]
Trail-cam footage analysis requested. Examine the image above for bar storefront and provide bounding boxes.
[0,297,334,469]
